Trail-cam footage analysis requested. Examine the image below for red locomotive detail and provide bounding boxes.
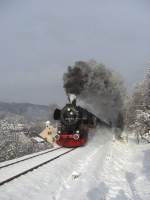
[53,95,105,147]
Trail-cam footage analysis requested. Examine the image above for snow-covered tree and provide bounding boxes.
[126,68,150,137]
[0,119,51,162]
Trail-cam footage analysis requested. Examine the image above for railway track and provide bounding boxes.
[0,148,76,187]
[0,147,62,170]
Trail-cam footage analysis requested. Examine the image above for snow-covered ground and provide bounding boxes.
[0,129,150,200]
[0,148,70,184]
[0,148,56,168]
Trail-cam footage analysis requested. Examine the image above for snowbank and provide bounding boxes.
[0,129,150,200]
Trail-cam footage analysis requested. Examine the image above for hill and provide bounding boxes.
[0,102,56,122]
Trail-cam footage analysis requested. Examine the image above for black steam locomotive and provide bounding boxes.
[53,95,110,147]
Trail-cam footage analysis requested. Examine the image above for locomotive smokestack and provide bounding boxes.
[68,94,77,106]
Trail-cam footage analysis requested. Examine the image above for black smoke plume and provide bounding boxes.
[63,60,126,126]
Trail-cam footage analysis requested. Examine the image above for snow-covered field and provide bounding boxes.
[0,129,150,200]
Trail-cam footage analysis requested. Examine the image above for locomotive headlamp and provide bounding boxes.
[76,130,80,134]
[73,134,80,140]
[58,130,61,134]
[67,108,71,111]
[70,112,73,115]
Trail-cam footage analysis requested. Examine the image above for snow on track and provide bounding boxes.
[0,148,56,168]
[0,148,73,186]
[98,136,150,200]
[0,130,150,200]
[56,134,150,200]
[0,147,61,170]
[0,129,112,200]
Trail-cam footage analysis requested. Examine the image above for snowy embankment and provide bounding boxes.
[0,129,150,200]
[0,148,54,168]
[56,133,150,200]
[0,148,71,184]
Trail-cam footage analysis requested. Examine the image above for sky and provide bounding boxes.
[0,0,150,105]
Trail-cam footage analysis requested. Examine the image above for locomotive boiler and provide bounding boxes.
[53,94,110,147]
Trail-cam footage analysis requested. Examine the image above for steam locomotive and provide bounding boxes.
[53,95,110,147]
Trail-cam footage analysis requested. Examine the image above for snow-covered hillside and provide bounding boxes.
[0,129,149,200]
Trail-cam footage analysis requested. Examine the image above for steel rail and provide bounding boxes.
[0,147,62,170]
[0,148,76,187]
